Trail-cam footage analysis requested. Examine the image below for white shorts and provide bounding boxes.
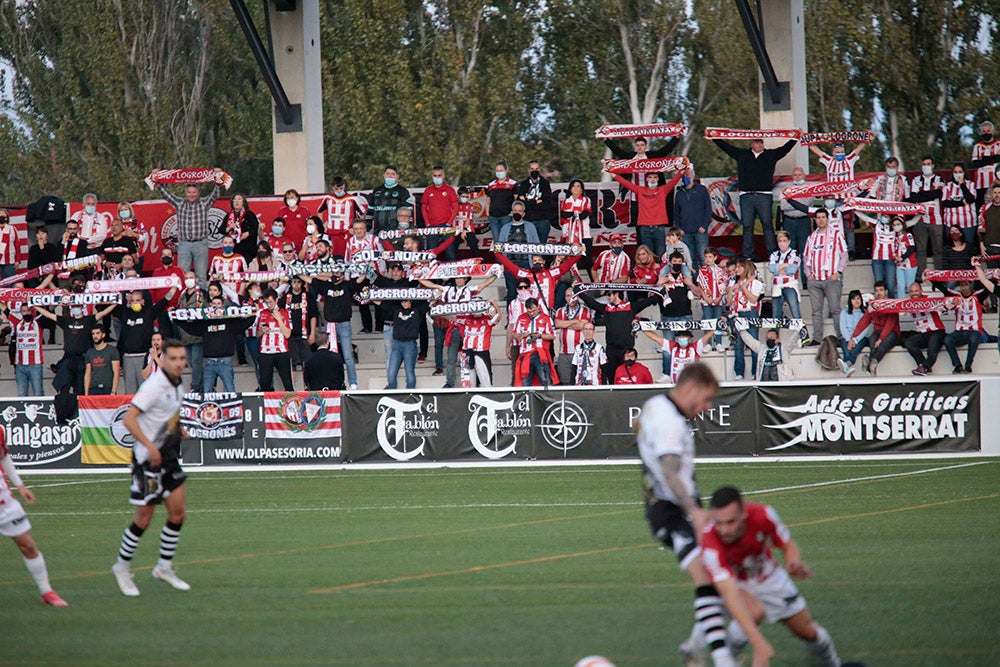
[741,567,807,624]
[0,500,31,537]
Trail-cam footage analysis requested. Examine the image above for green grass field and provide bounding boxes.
[2,459,998,666]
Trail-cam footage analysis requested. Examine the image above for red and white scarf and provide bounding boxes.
[843,197,925,216]
[704,127,801,140]
[0,255,101,287]
[867,297,950,313]
[145,167,233,190]
[594,123,687,139]
[225,209,246,238]
[799,130,874,146]
[87,276,181,292]
[782,178,868,200]
[602,156,689,174]
[923,268,1000,282]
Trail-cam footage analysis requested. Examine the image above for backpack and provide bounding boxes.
[815,335,841,371]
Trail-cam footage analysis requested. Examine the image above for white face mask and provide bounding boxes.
[306,224,317,235]
[922,165,934,176]
[459,196,469,204]
[286,198,297,207]
[792,179,805,186]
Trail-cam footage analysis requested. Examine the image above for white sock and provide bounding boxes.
[156,558,173,570]
[804,624,840,667]
[709,646,739,667]
[686,621,706,650]
[24,553,53,594]
[726,618,749,656]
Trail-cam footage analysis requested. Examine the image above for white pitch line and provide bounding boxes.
[28,461,994,516]
[742,461,991,496]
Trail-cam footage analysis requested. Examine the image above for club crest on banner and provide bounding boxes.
[467,394,530,460]
[110,404,136,450]
[376,396,440,461]
[279,393,327,432]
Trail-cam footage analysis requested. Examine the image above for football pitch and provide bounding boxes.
[2,459,997,666]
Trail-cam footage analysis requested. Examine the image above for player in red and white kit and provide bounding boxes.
[0,427,68,606]
[701,486,841,667]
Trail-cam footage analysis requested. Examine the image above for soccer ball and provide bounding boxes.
[573,657,616,667]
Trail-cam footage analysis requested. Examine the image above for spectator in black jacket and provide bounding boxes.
[367,166,413,233]
[174,296,257,393]
[515,160,555,243]
[304,331,346,391]
[306,267,364,389]
[116,289,174,394]
[712,137,798,259]
[576,286,661,384]
[28,225,61,342]
[373,263,417,374]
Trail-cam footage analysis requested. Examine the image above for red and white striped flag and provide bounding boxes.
[263,391,341,439]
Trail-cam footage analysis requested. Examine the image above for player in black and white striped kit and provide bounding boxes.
[636,363,752,667]
[111,339,191,596]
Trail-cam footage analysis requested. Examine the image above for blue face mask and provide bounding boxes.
[496,171,506,180]
[84,204,96,215]
[681,176,691,187]
[824,199,836,209]
[222,245,234,254]
[384,178,397,188]
[612,246,623,255]
[834,153,846,162]
[676,337,690,347]
[272,225,284,235]
[886,168,898,177]
[432,177,443,186]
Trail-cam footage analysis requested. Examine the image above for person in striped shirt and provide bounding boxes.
[5,304,44,396]
[908,155,946,281]
[808,141,864,182]
[944,278,985,374]
[553,290,593,385]
[902,282,946,376]
[971,121,1000,206]
[892,217,918,298]
[941,163,979,247]
[0,211,19,279]
[802,208,847,341]
[257,288,294,391]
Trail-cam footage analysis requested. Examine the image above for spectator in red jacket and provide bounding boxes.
[421,165,460,260]
[613,347,654,385]
[845,281,900,376]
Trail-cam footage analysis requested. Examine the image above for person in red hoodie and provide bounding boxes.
[613,347,654,385]
[421,165,460,260]
[844,281,900,376]
[608,167,685,255]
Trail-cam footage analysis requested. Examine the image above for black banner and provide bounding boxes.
[756,381,980,455]
[180,393,244,440]
[1,400,82,468]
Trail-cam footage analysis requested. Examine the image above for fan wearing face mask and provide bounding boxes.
[940,162,978,247]
[906,155,946,279]
[155,171,223,281]
[69,193,110,249]
[367,165,414,234]
[421,166,460,260]
[317,176,369,257]
[592,234,631,283]
[484,161,517,244]
[608,168,685,261]
[275,188,313,250]
[891,217,918,298]
[808,141,865,182]
[971,120,1000,207]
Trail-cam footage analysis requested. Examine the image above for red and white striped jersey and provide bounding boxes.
[211,254,247,301]
[910,310,945,333]
[697,265,728,305]
[571,341,606,385]
[514,311,554,354]
[972,140,1000,191]
[320,193,369,234]
[662,338,704,383]
[244,297,265,337]
[803,227,848,281]
[895,232,917,269]
[258,307,290,354]
[728,279,764,315]
[909,175,944,226]
[8,314,43,366]
[71,210,111,247]
[559,196,592,243]
[0,225,18,265]
[941,182,977,228]
[953,294,983,332]
[870,219,895,261]
[507,299,531,333]
[819,152,860,182]
[554,303,593,356]
[460,312,500,352]
[871,173,909,201]
[593,249,631,283]
[453,202,475,233]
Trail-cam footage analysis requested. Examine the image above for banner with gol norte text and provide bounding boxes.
[78,394,136,465]
[180,393,244,440]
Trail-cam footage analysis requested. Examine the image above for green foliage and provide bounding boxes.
[0,1,997,202]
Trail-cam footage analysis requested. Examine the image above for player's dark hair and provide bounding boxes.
[634,136,647,144]
[432,165,444,172]
[710,485,743,509]
[457,186,469,195]
[262,288,279,301]
[669,251,685,263]
[675,362,718,390]
[524,297,539,309]
[921,154,934,163]
[885,156,899,166]
[814,208,829,219]
[161,338,186,355]
[873,280,887,290]
[624,347,638,357]
[953,162,966,171]
[331,176,346,188]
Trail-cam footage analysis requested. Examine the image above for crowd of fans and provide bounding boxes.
[2,121,1000,396]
